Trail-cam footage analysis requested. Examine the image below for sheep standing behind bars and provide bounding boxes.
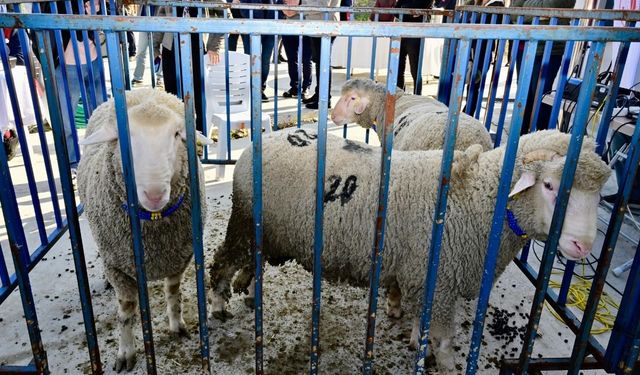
[331,78,494,152]
[208,128,610,371]
[77,88,212,372]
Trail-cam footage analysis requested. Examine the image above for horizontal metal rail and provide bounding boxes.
[458,5,640,21]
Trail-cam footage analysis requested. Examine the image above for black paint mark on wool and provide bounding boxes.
[324,175,358,206]
[287,129,318,147]
[394,115,411,136]
[324,176,342,203]
[340,175,358,205]
[343,139,372,153]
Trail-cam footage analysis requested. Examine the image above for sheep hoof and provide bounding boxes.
[114,353,136,373]
[211,309,234,322]
[243,296,255,309]
[172,325,191,339]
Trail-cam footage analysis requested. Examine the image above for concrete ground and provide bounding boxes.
[1,44,638,374]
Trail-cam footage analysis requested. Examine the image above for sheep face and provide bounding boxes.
[509,150,608,261]
[80,104,212,212]
[330,90,370,126]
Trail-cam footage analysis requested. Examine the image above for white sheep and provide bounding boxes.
[208,127,610,371]
[77,88,212,372]
[330,78,494,152]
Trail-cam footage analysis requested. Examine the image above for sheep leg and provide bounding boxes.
[385,280,402,319]
[164,273,189,338]
[430,298,457,372]
[107,268,138,373]
[208,244,250,322]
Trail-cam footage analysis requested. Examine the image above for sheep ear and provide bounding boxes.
[509,171,536,198]
[79,127,118,145]
[180,129,214,145]
[354,97,369,115]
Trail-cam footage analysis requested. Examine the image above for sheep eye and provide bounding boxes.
[174,131,180,138]
[351,97,356,100]
[543,182,553,191]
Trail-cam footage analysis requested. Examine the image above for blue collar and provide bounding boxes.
[506,207,528,239]
[121,194,185,221]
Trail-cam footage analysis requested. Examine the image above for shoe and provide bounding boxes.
[156,78,164,88]
[282,88,298,98]
[305,100,331,110]
[301,88,310,100]
[70,167,78,190]
[302,93,318,104]
[261,92,269,102]
[131,79,143,86]
[278,54,287,63]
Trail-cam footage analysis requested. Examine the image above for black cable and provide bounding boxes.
[603,120,636,161]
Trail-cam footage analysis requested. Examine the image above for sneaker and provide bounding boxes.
[282,88,298,98]
[261,92,269,102]
[70,167,78,189]
[278,53,287,63]
[156,78,164,88]
[305,100,331,110]
[302,93,318,104]
[132,79,143,86]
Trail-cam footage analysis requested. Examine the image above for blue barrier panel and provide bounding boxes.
[62,0,91,123]
[482,14,510,133]
[548,18,580,130]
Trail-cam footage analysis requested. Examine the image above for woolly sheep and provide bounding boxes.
[208,127,610,371]
[77,88,212,372]
[330,78,494,152]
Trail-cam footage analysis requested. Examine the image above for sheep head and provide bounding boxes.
[80,91,213,212]
[508,131,611,261]
[331,78,385,127]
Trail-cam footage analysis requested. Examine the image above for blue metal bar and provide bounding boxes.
[273,13,279,128]
[92,0,108,102]
[309,34,332,375]
[296,12,304,129]
[362,37,401,375]
[178,32,211,373]
[146,5,157,89]
[0,364,38,373]
[116,2,131,91]
[369,13,379,82]
[482,14,510,132]
[548,18,580,130]
[30,19,103,373]
[568,94,640,374]
[0,26,49,252]
[345,9,354,144]
[172,7,182,99]
[49,1,81,166]
[0,67,49,375]
[0,244,9,287]
[0,216,81,304]
[519,41,606,374]
[196,8,208,160]
[473,13,497,120]
[519,240,531,263]
[455,4,640,21]
[414,15,427,96]
[605,240,640,372]
[436,13,459,103]
[414,39,471,374]
[624,320,640,374]
[223,9,232,159]
[529,17,559,132]
[13,4,63,229]
[494,16,524,147]
[465,39,539,375]
[63,0,90,122]
[557,260,575,306]
[595,21,635,155]
[105,31,157,375]
[249,33,265,375]
[76,0,98,112]
[465,12,485,116]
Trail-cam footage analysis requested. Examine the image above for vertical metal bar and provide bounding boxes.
[249,33,265,375]
[117,2,131,91]
[146,5,157,89]
[76,0,97,112]
[105,31,157,375]
[528,17,558,132]
[31,26,103,374]
[196,8,207,159]
[519,41,606,374]
[92,0,108,103]
[13,4,62,228]
[482,14,510,132]
[0,244,9,287]
[296,13,304,129]
[414,15,427,96]
[344,11,354,138]
[557,261,575,306]
[362,37,401,375]
[624,315,640,374]
[50,1,81,165]
[605,240,640,372]
[369,13,379,82]
[568,87,639,374]
[436,11,463,105]
[63,1,90,122]
[519,241,531,263]
[465,39,539,375]
[414,39,471,374]
[172,7,182,98]
[309,34,333,375]
[465,13,486,116]
[178,32,211,373]
[473,13,497,120]
[0,24,48,249]
[223,9,232,160]
[494,16,524,147]
[548,18,580,130]
[273,13,279,128]
[595,21,635,155]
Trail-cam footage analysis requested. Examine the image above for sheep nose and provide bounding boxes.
[144,190,165,205]
[572,240,591,256]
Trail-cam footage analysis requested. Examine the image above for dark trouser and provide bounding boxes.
[228,34,239,51]
[162,37,206,132]
[609,132,640,204]
[516,52,563,135]
[282,35,312,91]
[241,34,275,91]
[310,36,335,101]
[397,37,421,93]
[126,31,136,57]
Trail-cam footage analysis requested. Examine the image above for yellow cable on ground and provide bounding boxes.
[544,272,619,335]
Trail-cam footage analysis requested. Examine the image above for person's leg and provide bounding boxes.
[132,32,149,81]
[162,46,178,96]
[91,59,106,106]
[127,31,136,57]
[241,35,250,55]
[396,38,408,91]
[191,35,205,132]
[302,36,313,91]
[228,34,239,52]
[310,37,321,100]
[282,35,299,90]
[407,38,421,94]
[260,35,275,92]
